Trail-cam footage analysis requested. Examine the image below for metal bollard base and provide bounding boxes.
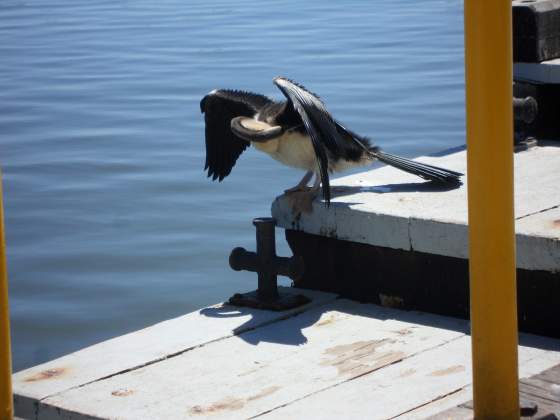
[228,290,310,311]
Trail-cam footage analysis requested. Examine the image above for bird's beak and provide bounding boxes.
[231,117,284,142]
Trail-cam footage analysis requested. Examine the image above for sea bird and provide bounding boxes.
[200,77,462,205]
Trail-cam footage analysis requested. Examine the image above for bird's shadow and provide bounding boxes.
[326,144,466,200]
[329,179,462,201]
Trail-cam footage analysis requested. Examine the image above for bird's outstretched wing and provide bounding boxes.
[273,77,345,205]
[200,89,272,181]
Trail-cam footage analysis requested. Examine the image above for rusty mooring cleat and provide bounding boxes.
[228,217,309,311]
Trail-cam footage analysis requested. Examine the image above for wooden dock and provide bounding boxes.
[12,287,560,419]
[12,142,560,418]
[272,141,560,272]
[271,141,560,338]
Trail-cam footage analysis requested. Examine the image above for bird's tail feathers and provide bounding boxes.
[371,150,463,185]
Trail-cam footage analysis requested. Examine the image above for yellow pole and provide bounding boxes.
[464,0,519,419]
[0,172,13,420]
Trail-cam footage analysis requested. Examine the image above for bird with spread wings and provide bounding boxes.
[200,77,462,206]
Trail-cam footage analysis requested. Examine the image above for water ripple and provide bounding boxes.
[0,0,465,370]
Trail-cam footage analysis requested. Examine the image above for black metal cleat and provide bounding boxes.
[513,96,539,152]
[228,217,309,311]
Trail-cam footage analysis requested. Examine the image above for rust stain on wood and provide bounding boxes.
[321,339,404,377]
[111,388,134,397]
[247,386,281,401]
[189,386,280,415]
[189,397,245,415]
[24,367,67,382]
[324,339,392,357]
[430,365,465,376]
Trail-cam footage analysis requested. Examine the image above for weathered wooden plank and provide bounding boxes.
[516,206,560,271]
[400,386,473,420]
[272,151,468,253]
[427,406,473,420]
[261,336,473,420]
[520,377,560,404]
[262,335,560,420]
[272,144,560,271]
[433,363,560,420]
[394,343,560,419]
[37,300,467,420]
[13,287,336,418]
[517,388,560,418]
[536,363,560,384]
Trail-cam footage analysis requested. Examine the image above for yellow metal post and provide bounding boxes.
[464,0,519,419]
[0,172,13,420]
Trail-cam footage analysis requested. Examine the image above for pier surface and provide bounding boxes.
[12,287,560,419]
[270,142,560,338]
[13,143,560,419]
[273,141,560,272]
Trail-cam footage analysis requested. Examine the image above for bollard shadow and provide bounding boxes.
[199,296,560,353]
[199,302,323,346]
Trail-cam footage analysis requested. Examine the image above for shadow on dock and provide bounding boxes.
[330,180,461,200]
[200,299,560,352]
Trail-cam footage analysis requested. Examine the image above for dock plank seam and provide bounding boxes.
[249,334,467,419]
[413,350,560,419]
[32,297,339,407]
[424,359,560,419]
[516,203,560,221]
[388,387,467,419]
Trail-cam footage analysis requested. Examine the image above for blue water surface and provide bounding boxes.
[0,0,465,371]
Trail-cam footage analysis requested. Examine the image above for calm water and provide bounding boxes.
[0,0,465,371]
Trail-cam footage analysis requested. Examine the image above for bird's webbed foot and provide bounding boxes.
[283,172,321,214]
[283,171,313,194]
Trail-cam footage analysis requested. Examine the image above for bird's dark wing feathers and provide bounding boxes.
[200,89,273,181]
[273,78,346,155]
[274,77,342,204]
[273,77,463,203]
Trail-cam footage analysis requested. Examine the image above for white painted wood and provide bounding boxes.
[262,333,560,420]
[37,300,467,420]
[263,336,473,420]
[12,287,337,414]
[272,144,560,271]
[398,337,560,419]
[399,386,473,420]
[515,59,560,84]
[518,206,560,242]
[15,298,560,420]
[517,206,560,272]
